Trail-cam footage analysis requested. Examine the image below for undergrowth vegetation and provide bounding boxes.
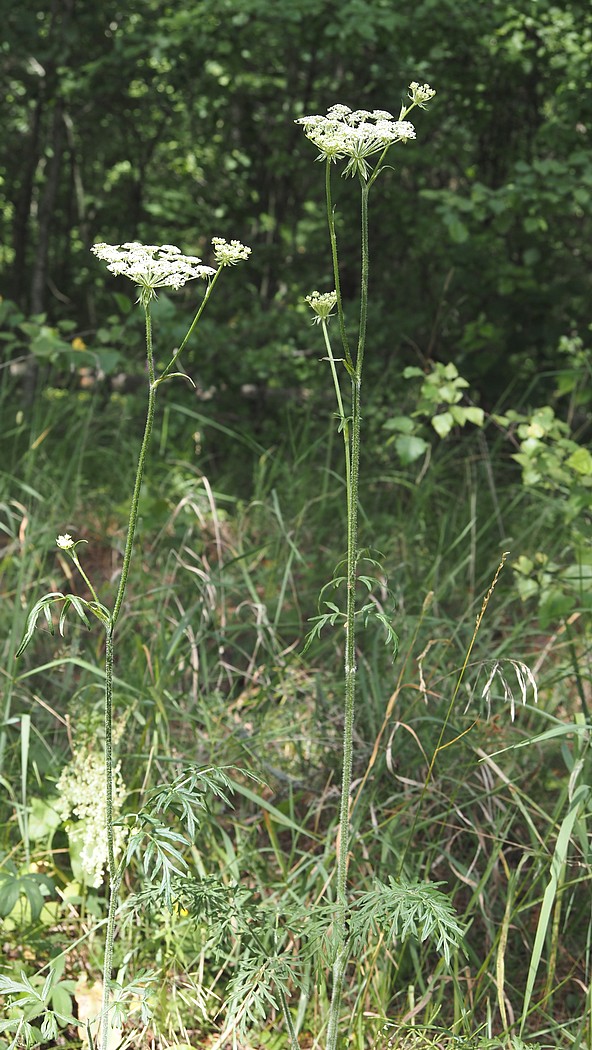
[1,351,591,1048]
[1,82,591,1050]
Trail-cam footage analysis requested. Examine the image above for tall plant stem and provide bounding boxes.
[111,306,156,627]
[321,320,350,505]
[326,160,352,370]
[325,179,370,1050]
[100,303,156,1050]
[160,267,221,382]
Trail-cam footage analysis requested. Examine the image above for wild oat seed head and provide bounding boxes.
[305,290,338,324]
[91,242,215,303]
[477,659,538,722]
[211,237,252,266]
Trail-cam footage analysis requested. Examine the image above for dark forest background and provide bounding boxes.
[2,0,591,402]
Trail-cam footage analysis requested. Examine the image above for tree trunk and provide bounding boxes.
[30,96,66,315]
[12,95,44,309]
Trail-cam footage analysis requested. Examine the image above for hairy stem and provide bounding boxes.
[325,176,370,1050]
[100,304,156,1050]
[277,983,301,1050]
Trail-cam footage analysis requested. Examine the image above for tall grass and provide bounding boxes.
[1,148,591,1050]
[3,375,589,1047]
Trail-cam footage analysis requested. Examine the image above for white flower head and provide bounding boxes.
[325,104,352,120]
[408,82,436,108]
[296,103,417,179]
[394,120,416,138]
[305,290,338,325]
[57,746,127,888]
[211,237,252,267]
[91,242,215,305]
[56,534,75,550]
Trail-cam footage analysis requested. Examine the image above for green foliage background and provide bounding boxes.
[2,0,592,397]
[1,2,592,1047]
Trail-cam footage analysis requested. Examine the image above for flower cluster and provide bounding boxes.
[56,534,74,550]
[305,290,338,324]
[408,82,437,107]
[56,746,127,888]
[212,237,252,267]
[295,104,417,180]
[91,242,215,304]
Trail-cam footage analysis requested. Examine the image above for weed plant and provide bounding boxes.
[1,84,591,1050]
[8,237,254,1049]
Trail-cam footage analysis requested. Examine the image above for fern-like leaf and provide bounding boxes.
[302,607,345,654]
[350,877,464,964]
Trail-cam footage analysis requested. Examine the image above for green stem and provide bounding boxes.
[70,550,101,606]
[104,628,116,883]
[111,306,156,627]
[100,304,156,1050]
[277,983,301,1050]
[326,160,353,370]
[321,319,351,503]
[100,622,119,1048]
[159,267,222,383]
[355,183,370,379]
[325,174,370,1050]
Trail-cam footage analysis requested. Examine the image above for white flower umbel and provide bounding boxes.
[296,105,417,180]
[91,242,215,305]
[408,82,437,107]
[305,290,338,325]
[296,83,435,181]
[57,746,126,889]
[211,237,252,267]
[56,534,74,550]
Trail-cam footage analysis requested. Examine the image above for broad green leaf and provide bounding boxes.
[566,446,592,475]
[22,879,45,922]
[383,414,415,433]
[50,984,75,1022]
[26,797,61,839]
[463,406,485,426]
[431,411,454,438]
[446,216,469,243]
[539,588,574,628]
[395,434,429,465]
[0,877,21,917]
